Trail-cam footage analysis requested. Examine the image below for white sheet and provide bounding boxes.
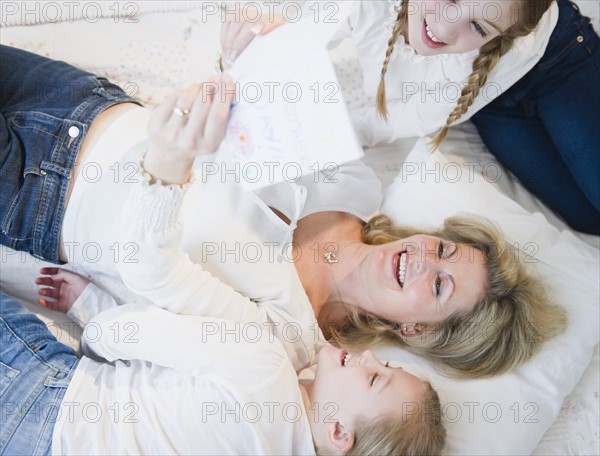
[0,3,598,454]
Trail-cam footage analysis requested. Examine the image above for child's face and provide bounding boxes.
[406,0,519,56]
[309,345,425,427]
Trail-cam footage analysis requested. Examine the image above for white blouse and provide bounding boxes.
[54,297,315,455]
[61,107,383,372]
[328,0,559,146]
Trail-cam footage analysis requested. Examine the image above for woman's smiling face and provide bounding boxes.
[348,235,487,326]
[405,0,519,56]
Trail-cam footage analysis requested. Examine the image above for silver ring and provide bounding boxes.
[173,106,190,118]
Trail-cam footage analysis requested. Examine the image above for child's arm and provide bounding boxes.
[81,302,282,383]
[220,10,286,70]
[218,3,355,68]
[35,267,89,313]
[34,269,277,379]
[35,267,120,327]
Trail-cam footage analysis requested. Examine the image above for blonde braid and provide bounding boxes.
[377,0,552,148]
[432,36,515,149]
[376,2,407,121]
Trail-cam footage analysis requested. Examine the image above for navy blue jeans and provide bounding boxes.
[472,0,600,235]
[0,291,79,455]
[0,45,140,263]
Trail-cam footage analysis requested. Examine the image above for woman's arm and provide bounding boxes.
[116,74,266,321]
[142,77,233,185]
[116,179,274,323]
[115,77,317,371]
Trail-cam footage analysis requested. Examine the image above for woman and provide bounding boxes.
[0,44,565,379]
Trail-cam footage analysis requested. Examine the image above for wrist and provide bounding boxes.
[142,146,194,187]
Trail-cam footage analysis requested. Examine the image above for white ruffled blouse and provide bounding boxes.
[328,0,559,146]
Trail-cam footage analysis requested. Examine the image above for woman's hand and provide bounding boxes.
[35,267,90,313]
[220,10,286,69]
[145,74,236,185]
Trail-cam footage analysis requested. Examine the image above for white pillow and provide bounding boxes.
[379,138,600,455]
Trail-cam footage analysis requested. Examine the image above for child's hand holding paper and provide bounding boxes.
[218,2,362,191]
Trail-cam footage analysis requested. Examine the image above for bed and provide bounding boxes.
[1,2,598,454]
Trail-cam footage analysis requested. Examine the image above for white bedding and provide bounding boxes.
[0,2,598,454]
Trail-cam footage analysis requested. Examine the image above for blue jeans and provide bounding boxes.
[0,45,141,264]
[472,0,600,235]
[0,291,79,455]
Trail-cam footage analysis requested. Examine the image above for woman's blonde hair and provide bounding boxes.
[376,0,554,147]
[332,214,567,379]
[347,381,446,456]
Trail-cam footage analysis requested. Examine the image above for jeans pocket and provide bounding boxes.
[0,167,47,241]
[0,112,63,242]
[0,361,19,397]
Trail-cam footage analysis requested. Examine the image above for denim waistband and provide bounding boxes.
[551,0,592,42]
[38,89,140,263]
[0,46,141,263]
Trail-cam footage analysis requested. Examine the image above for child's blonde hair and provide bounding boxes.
[347,381,446,456]
[376,0,555,148]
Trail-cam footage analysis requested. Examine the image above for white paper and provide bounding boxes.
[219,3,363,191]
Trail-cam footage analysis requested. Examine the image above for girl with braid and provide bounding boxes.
[222,0,557,146]
[371,0,599,234]
[368,0,557,146]
[223,1,599,234]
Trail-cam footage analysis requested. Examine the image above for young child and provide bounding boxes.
[0,274,446,455]
[369,0,599,234]
[221,0,558,145]
[346,0,599,233]
[371,0,556,143]
[224,0,598,234]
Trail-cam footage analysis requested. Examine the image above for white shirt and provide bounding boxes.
[52,296,315,455]
[328,0,559,146]
[61,107,383,372]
